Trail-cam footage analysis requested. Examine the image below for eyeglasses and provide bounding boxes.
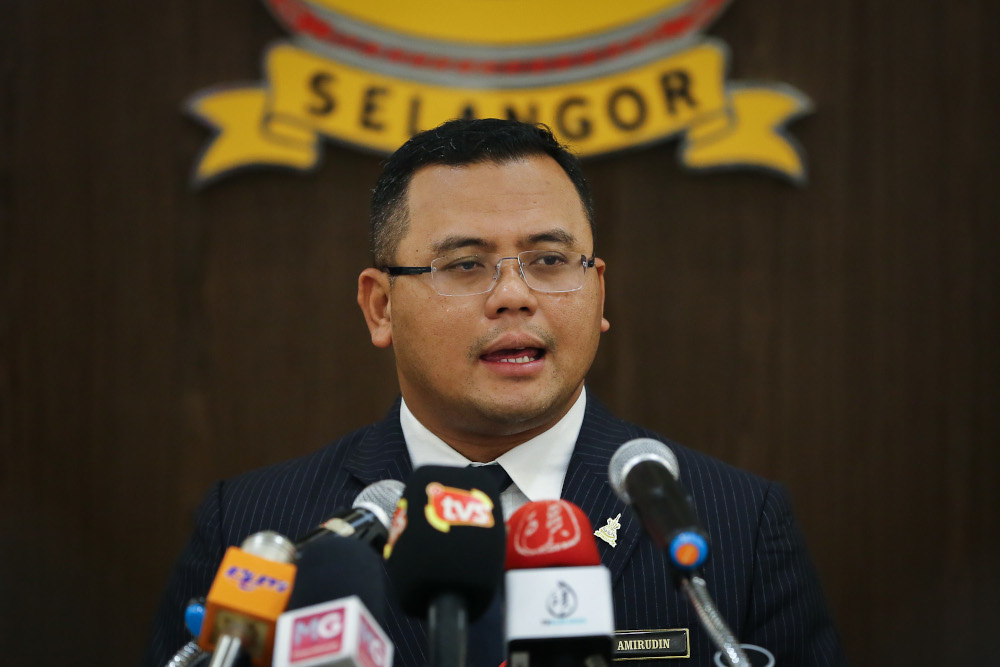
[382,250,597,296]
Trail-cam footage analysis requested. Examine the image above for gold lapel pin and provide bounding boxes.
[594,513,622,547]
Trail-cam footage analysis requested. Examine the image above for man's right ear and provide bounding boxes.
[357,268,393,348]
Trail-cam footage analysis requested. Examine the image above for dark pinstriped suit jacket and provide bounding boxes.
[144,397,845,667]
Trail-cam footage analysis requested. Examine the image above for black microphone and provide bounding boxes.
[288,532,388,621]
[273,533,394,667]
[607,438,709,573]
[609,439,750,666]
[296,480,405,552]
[383,465,506,667]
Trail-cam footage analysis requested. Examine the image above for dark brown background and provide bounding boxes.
[2,0,997,664]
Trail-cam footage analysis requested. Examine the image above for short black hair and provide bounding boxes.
[369,118,595,267]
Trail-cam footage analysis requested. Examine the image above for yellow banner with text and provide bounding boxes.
[189,40,810,185]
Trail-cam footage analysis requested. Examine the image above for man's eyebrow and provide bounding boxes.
[432,235,495,255]
[523,229,578,247]
[431,229,580,255]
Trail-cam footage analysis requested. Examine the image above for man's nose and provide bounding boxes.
[485,257,537,314]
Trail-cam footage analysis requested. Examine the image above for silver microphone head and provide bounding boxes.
[353,479,405,530]
[239,530,297,562]
[608,438,681,504]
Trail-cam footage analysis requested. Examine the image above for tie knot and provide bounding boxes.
[470,463,513,493]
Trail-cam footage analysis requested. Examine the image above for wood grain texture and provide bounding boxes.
[1,0,997,664]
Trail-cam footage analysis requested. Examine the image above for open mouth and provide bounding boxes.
[480,347,546,364]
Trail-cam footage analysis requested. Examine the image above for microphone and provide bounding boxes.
[197,531,298,667]
[273,597,393,667]
[504,500,614,667]
[383,465,506,667]
[608,439,750,666]
[296,480,405,552]
[287,532,388,621]
[272,534,394,667]
[607,438,709,573]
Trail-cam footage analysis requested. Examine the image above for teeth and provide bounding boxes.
[499,356,533,364]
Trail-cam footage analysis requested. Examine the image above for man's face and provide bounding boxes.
[359,154,608,442]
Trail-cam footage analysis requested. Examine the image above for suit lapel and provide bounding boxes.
[561,395,644,586]
[342,398,414,486]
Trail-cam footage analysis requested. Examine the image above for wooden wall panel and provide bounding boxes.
[2,0,997,664]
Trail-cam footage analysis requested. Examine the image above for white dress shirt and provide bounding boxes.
[400,388,587,520]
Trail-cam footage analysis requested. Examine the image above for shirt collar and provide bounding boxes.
[400,387,587,502]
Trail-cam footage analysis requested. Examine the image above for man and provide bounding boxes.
[145,119,844,666]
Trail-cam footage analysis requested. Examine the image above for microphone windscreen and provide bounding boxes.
[353,479,406,530]
[197,546,296,659]
[383,465,505,620]
[608,438,680,503]
[505,500,601,570]
[287,532,387,622]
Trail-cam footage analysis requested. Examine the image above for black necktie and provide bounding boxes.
[472,463,513,494]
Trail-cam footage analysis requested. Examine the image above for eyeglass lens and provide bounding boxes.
[429,251,589,296]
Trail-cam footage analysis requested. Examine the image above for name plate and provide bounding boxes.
[613,629,690,660]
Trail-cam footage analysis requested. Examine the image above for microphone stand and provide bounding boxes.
[679,574,751,666]
[207,634,246,667]
[427,591,468,667]
[164,641,207,667]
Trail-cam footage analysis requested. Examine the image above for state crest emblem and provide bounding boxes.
[188,0,812,185]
